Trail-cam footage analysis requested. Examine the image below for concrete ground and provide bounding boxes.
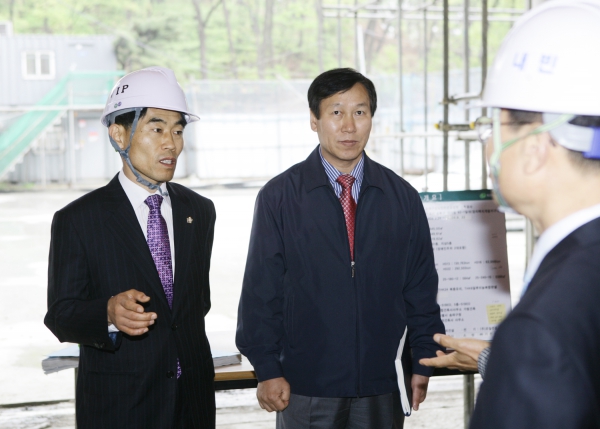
[0,181,523,428]
[0,378,479,429]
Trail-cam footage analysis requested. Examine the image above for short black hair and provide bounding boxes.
[507,108,600,171]
[308,68,377,119]
[506,109,600,128]
[506,109,542,126]
[114,108,148,130]
[114,108,187,130]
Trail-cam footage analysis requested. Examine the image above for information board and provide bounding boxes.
[420,190,512,341]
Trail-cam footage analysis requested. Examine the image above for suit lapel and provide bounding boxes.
[103,176,172,312]
[168,183,193,313]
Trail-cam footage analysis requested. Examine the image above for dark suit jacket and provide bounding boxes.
[44,175,216,429]
[236,146,444,398]
[470,217,600,428]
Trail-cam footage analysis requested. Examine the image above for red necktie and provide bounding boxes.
[336,174,357,260]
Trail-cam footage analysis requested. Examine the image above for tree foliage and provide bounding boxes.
[0,0,529,81]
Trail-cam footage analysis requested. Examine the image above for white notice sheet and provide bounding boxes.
[420,190,512,341]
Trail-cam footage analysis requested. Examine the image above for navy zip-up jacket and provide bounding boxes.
[236,146,445,398]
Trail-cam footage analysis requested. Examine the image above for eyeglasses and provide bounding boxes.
[472,116,536,144]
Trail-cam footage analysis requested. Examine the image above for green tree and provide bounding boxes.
[0,0,530,81]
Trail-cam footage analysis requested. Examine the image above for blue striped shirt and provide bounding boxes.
[319,146,364,203]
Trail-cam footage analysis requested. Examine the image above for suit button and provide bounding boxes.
[171,324,178,331]
[166,371,175,378]
[98,343,105,349]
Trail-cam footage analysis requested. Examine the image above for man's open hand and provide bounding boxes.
[419,333,490,372]
[256,377,290,412]
[107,289,157,336]
[411,374,430,411]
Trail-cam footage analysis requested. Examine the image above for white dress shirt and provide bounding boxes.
[522,203,600,295]
[109,171,176,332]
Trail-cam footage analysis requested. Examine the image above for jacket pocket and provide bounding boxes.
[82,370,140,396]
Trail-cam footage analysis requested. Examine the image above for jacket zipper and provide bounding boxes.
[353,187,367,397]
[330,182,367,397]
[354,262,360,397]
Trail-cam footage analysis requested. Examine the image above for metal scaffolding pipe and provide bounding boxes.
[0,105,106,112]
[442,0,449,191]
[481,0,489,190]
[337,0,342,66]
[355,0,359,70]
[372,131,455,139]
[464,374,476,429]
[324,12,519,22]
[464,0,471,191]
[323,5,526,15]
[397,0,405,176]
[423,6,429,190]
[67,85,76,188]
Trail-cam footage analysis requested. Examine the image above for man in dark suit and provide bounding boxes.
[236,68,445,428]
[419,2,600,428]
[44,67,216,428]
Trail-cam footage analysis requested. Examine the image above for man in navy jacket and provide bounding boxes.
[236,68,444,428]
[419,2,600,428]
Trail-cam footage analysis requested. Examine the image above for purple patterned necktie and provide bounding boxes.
[145,194,181,378]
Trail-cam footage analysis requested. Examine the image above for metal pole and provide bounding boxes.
[456,0,476,418]
[188,82,200,179]
[442,0,449,191]
[68,85,76,187]
[317,0,324,72]
[40,136,47,188]
[465,145,471,189]
[397,0,405,176]
[355,0,359,70]
[338,0,342,67]
[464,0,470,190]
[74,367,78,429]
[276,83,283,173]
[481,0,489,190]
[464,374,475,429]
[357,25,366,74]
[423,6,429,191]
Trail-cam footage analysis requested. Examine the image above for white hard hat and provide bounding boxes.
[100,66,199,127]
[482,0,600,116]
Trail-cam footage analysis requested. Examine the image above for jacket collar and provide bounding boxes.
[527,216,600,295]
[302,145,385,194]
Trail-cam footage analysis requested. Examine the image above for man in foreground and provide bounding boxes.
[237,68,444,428]
[420,2,600,427]
[44,67,216,428]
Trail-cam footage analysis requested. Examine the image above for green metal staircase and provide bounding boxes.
[0,70,124,179]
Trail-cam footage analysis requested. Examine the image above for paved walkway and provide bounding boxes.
[0,381,475,429]
[0,185,519,428]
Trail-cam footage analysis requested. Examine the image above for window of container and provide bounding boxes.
[21,51,56,80]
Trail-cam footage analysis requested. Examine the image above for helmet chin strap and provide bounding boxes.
[108,107,169,197]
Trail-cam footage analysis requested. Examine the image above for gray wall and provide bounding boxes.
[0,33,119,184]
[0,34,116,106]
